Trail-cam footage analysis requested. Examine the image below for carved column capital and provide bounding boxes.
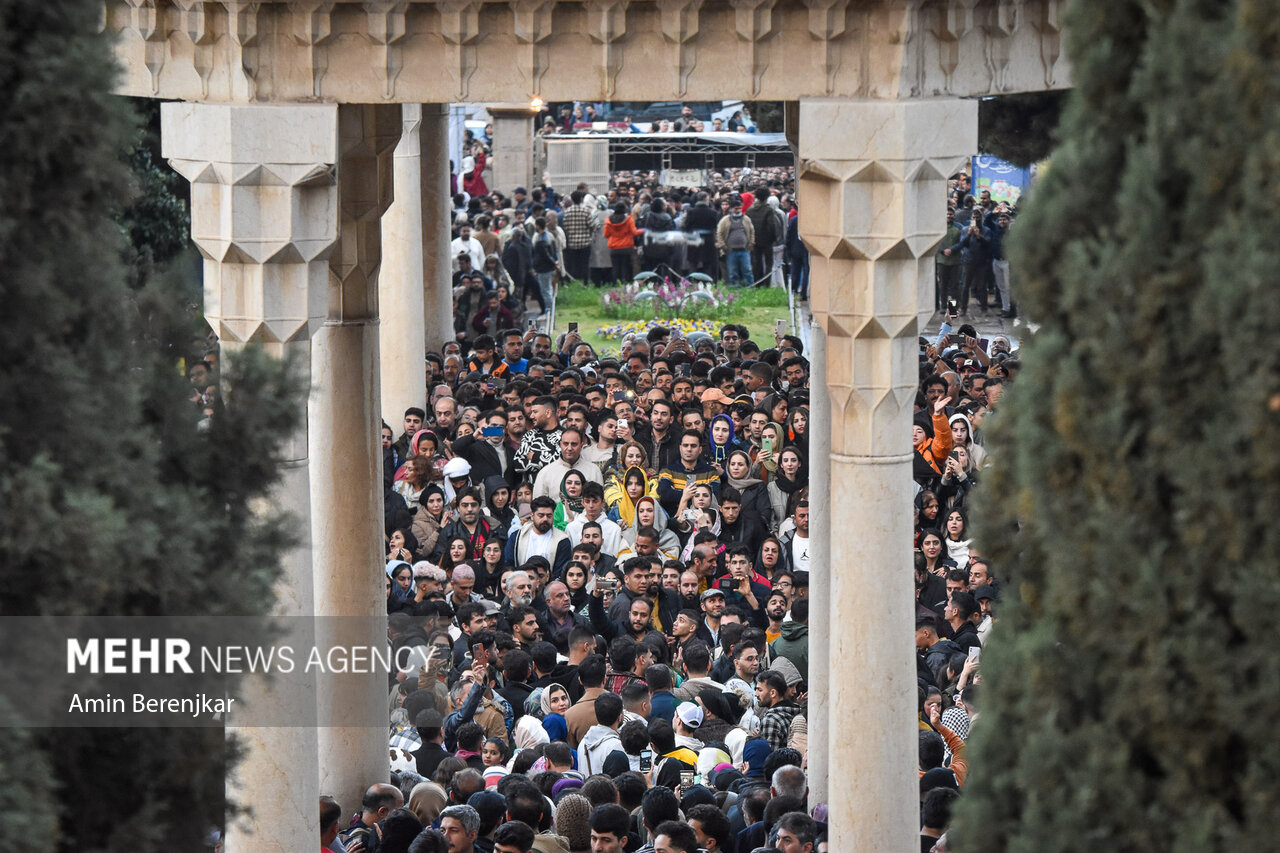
[797,98,975,456]
[162,102,340,349]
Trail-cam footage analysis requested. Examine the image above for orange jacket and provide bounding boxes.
[915,411,954,475]
[603,214,640,250]
[918,723,968,787]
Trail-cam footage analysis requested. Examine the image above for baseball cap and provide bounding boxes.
[675,701,704,729]
[700,388,733,405]
[700,588,725,602]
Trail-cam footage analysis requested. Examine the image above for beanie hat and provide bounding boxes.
[554,793,593,852]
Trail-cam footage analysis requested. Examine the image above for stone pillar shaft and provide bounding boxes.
[798,97,976,850]
[162,101,341,850]
[380,103,427,419]
[314,103,400,814]
[806,317,830,806]
[488,104,540,195]
[420,103,455,353]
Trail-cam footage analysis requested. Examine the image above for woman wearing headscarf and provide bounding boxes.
[947,411,987,470]
[482,252,513,292]
[707,413,737,469]
[721,448,773,542]
[755,421,785,483]
[407,781,447,827]
[511,713,551,756]
[483,474,516,534]
[411,484,448,560]
[553,469,587,531]
[395,429,445,483]
[604,443,656,510]
[765,445,809,529]
[607,465,652,531]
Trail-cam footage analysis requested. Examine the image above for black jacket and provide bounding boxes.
[452,432,518,490]
[949,621,982,653]
[414,741,449,779]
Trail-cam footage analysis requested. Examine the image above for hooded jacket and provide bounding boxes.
[769,621,810,681]
[578,723,625,776]
[604,211,640,250]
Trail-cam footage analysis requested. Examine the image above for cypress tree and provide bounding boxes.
[955,1,1280,850]
[0,1,302,849]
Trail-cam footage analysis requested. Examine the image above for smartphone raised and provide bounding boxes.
[639,749,652,772]
[472,643,487,666]
[568,321,579,334]
[775,319,785,338]
[679,770,695,789]
[761,436,773,455]
[480,425,504,439]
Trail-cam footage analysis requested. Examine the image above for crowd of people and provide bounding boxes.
[453,124,805,312]
[172,128,1021,852]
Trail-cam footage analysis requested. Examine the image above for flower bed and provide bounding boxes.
[594,317,720,341]
[600,276,738,321]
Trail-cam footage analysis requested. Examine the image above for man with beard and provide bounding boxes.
[541,580,587,653]
[764,589,789,643]
[589,584,665,646]
[677,571,702,612]
[515,395,563,480]
[504,496,571,576]
[755,668,802,750]
[435,488,496,561]
[607,557,679,634]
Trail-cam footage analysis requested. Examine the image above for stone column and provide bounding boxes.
[162,101,340,851]
[420,104,455,353]
[380,103,426,421]
[806,316,830,806]
[797,98,976,850]
[313,104,401,814]
[487,103,541,194]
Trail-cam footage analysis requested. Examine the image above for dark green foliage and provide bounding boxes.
[955,1,1280,851]
[978,91,1066,167]
[0,1,302,849]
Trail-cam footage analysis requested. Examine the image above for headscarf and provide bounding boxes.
[539,683,569,716]
[772,446,809,496]
[696,747,733,778]
[419,484,446,522]
[386,559,414,603]
[708,413,736,466]
[742,738,771,778]
[759,422,786,474]
[484,474,515,529]
[407,782,447,825]
[512,714,550,751]
[724,449,762,491]
[539,682,570,742]
[411,429,439,458]
[559,470,586,514]
[613,466,649,528]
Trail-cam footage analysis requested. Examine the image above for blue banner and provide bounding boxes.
[971,155,1031,203]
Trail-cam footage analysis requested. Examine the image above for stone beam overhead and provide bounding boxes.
[106,0,1071,103]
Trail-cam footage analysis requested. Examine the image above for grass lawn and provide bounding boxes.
[551,281,799,355]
